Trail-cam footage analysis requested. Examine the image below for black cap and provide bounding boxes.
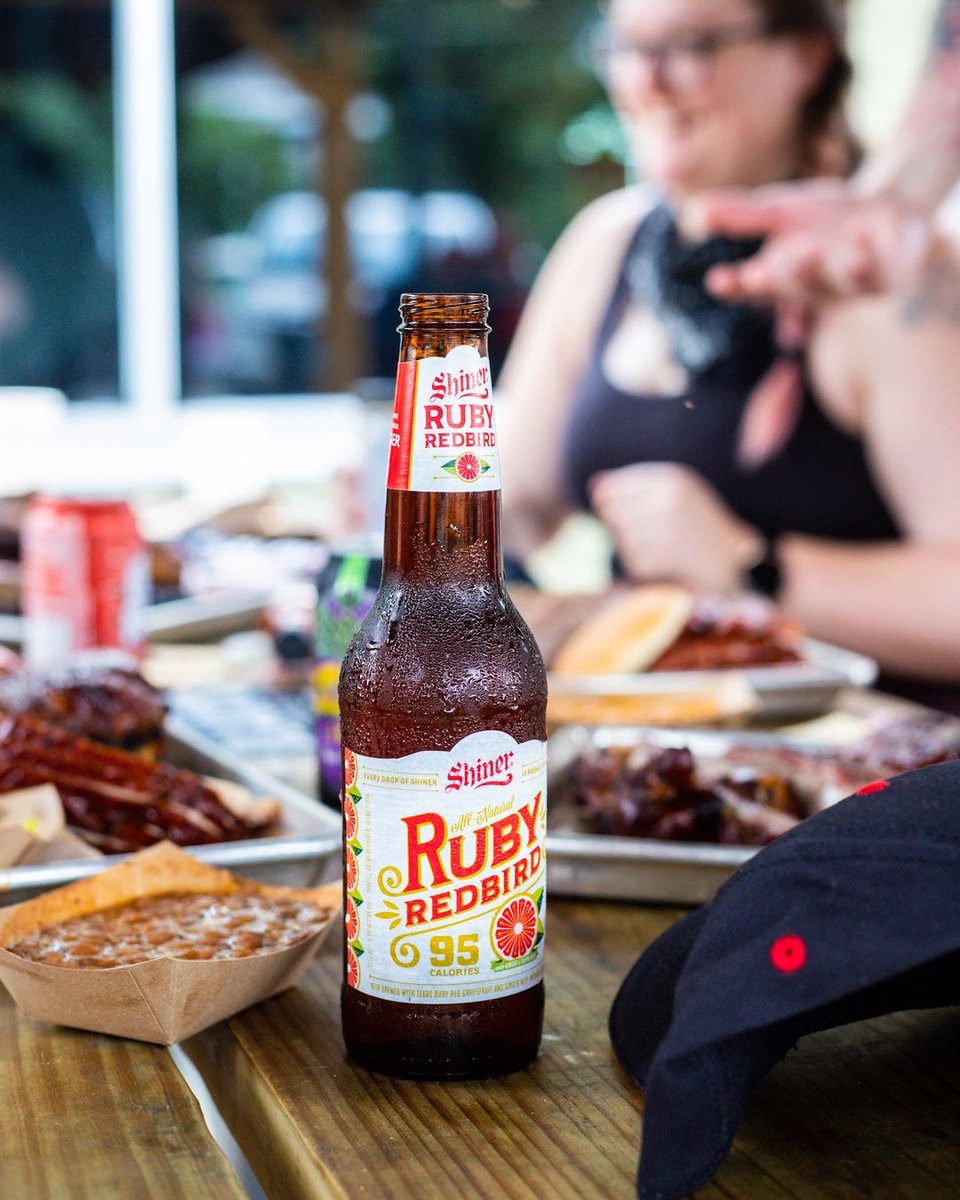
[609,761,960,1200]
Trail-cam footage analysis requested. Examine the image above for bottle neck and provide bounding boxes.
[385,293,499,584]
[382,488,504,585]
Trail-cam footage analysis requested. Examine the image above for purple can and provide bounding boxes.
[313,547,381,808]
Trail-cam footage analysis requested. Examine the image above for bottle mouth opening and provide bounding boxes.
[398,293,490,329]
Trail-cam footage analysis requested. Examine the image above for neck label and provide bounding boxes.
[387,346,500,492]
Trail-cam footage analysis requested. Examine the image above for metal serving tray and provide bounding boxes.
[548,636,878,724]
[0,715,341,906]
[145,590,271,642]
[0,592,270,648]
[545,724,859,906]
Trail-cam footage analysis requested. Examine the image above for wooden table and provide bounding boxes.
[6,893,957,1199]
[0,982,246,1199]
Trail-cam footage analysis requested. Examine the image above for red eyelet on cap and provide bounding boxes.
[770,934,807,973]
[856,779,889,796]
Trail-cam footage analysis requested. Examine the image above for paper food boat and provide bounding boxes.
[0,841,341,1044]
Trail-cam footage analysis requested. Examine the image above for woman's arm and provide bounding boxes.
[778,538,960,679]
[856,0,960,214]
[779,235,960,679]
[497,187,645,560]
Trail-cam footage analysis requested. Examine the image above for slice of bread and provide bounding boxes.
[551,585,695,675]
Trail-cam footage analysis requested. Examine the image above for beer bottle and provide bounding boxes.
[338,293,548,1080]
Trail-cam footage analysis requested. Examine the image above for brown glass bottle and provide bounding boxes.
[338,293,547,1080]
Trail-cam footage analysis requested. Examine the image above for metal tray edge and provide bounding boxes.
[0,716,340,903]
[547,637,878,694]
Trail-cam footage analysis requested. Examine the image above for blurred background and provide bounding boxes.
[0,0,940,460]
[0,0,946,608]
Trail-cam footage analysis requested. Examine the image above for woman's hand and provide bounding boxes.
[589,462,763,595]
[694,181,933,307]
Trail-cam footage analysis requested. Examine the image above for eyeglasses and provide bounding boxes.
[591,21,769,91]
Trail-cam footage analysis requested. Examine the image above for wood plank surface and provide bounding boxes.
[183,899,672,1200]
[185,900,960,1200]
[0,985,246,1200]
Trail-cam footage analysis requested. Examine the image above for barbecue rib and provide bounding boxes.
[0,666,167,757]
[0,713,278,853]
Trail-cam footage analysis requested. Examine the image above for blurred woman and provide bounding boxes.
[498,0,960,698]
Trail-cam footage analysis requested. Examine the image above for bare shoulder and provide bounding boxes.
[822,233,960,351]
[533,185,652,342]
[499,185,652,389]
[550,184,653,275]
[566,183,655,235]
[811,259,960,433]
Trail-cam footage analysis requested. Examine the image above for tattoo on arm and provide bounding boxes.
[932,0,960,54]
[901,257,960,326]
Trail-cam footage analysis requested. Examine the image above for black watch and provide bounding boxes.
[746,538,782,598]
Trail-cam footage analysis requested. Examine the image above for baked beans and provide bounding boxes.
[7,891,333,968]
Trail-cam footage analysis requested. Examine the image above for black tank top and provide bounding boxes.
[561,215,900,545]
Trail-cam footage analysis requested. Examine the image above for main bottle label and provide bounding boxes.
[342,730,546,1004]
[386,345,500,492]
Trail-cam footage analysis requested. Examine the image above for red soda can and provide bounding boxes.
[21,495,149,666]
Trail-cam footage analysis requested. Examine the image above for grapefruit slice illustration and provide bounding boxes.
[343,793,358,841]
[492,895,538,960]
[455,453,481,482]
[346,944,361,988]
[345,845,359,891]
[345,895,360,942]
[343,749,358,788]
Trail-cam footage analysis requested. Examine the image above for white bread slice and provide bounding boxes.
[551,585,695,675]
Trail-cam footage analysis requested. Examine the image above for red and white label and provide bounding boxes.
[342,730,546,1004]
[386,346,500,492]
